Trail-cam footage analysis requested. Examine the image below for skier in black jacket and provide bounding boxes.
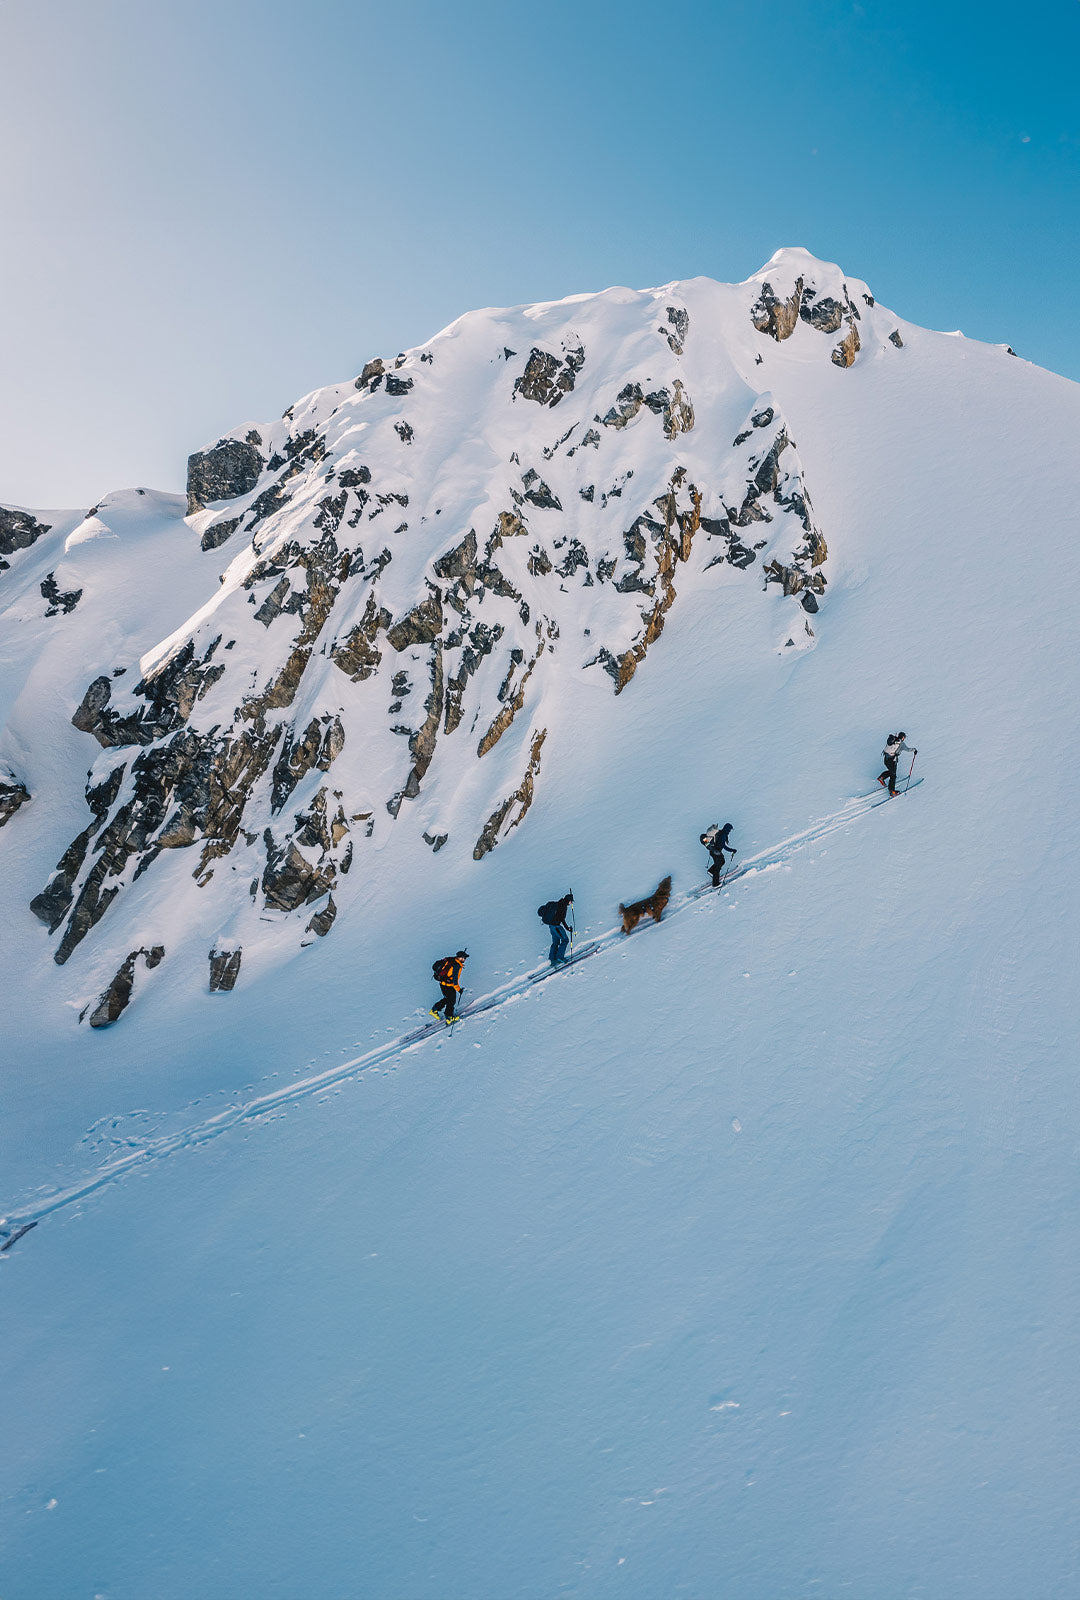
[701,823,736,887]
[430,950,468,1023]
[878,732,916,797]
[538,892,573,965]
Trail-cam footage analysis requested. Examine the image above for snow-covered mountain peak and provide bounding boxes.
[0,248,1040,1032]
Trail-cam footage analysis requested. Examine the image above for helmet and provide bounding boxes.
[897,731,906,740]
[456,949,468,959]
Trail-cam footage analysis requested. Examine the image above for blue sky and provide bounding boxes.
[2,0,1077,506]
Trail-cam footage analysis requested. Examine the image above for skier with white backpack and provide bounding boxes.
[700,822,737,888]
[878,732,917,797]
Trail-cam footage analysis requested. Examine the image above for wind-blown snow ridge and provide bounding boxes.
[0,780,920,1243]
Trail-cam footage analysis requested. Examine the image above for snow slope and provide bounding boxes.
[2,249,1079,1597]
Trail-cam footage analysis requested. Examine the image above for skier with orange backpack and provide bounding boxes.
[430,949,468,1024]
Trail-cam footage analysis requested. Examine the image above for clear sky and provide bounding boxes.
[2,0,1077,508]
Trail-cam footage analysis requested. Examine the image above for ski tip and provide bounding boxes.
[0,1220,39,1253]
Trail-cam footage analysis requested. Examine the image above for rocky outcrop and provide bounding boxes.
[520,470,562,511]
[40,572,82,615]
[209,947,242,991]
[477,629,546,757]
[599,380,693,439]
[831,315,861,368]
[274,714,344,813]
[1,506,53,567]
[332,593,391,681]
[387,643,444,814]
[262,832,336,912]
[798,291,845,333]
[600,383,645,430]
[305,896,337,938]
[0,778,30,827]
[655,379,694,439]
[355,358,386,392]
[34,269,839,984]
[186,437,263,516]
[473,728,546,860]
[87,945,164,1028]
[201,516,241,551]
[592,468,703,693]
[660,306,689,355]
[514,343,585,407]
[73,633,227,749]
[751,277,804,341]
[890,329,904,348]
[763,559,826,600]
[386,588,443,651]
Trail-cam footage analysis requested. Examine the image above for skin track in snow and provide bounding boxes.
[0,779,923,1240]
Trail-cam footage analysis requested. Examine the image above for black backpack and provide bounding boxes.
[537,901,559,925]
[433,957,455,982]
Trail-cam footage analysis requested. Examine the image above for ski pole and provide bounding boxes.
[569,889,576,969]
[904,751,917,793]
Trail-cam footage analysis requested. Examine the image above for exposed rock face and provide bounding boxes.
[209,947,242,991]
[262,832,336,911]
[40,572,82,615]
[514,343,585,407]
[831,315,861,368]
[186,438,264,515]
[355,358,386,391]
[1,506,52,564]
[751,268,868,371]
[35,268,837,982]
[600,379,694,438]
[200,516,241,552]
[305,896,337,937]
[600,382,645,430]
[0,778,31,827]
[332,593,391,681]
[386,589,443,651]
[751,277,804,341]
[473,728,546,860]
[799,294,845,333]
[661,305,689,354]
[890,329,904,348]
[88,945,164,1028]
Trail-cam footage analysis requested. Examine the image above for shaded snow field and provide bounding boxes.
[2,252,1079,1596]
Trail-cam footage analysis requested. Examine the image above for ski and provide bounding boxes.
[869,776,924,807]
[0,1221,38,1252]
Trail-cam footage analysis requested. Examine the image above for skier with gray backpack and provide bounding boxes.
[537,892,574,966]
[878,732,917,797]
[700,822,737,888]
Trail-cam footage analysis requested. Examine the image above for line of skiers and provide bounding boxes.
[430,730,916,1024]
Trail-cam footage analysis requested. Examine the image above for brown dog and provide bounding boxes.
[618,875,672,934]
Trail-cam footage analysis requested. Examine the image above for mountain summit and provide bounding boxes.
[1,250,914,1024]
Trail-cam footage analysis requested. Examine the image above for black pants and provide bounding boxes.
[432,983,460,1020]
[709,852,727,887]
[879,755,898,795]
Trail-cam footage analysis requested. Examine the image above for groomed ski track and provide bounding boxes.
[0,780,922,1246]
